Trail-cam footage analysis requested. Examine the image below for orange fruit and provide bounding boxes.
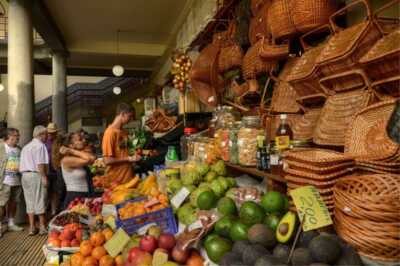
[71,252,85,266]
[92,246,107,260]
[80,240,93,257]
[102,228,113,241]
[114,255,123,266]
[99,255,115,266]
[90,232,106,247]
[82,256,98,266]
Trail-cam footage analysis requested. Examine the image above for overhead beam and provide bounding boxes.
[31,0,67,54]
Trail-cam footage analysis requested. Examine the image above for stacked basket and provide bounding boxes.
[345,99,400,174]
[283,149,354,214]
[334,174,400,262]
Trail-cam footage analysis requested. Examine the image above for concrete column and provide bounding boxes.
[52,52,67,132]
[7,0,33,146]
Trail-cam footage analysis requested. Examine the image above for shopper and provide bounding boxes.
[60,133,95,209]
[51,133,66,213]
[20,126,49,236]
[0,128,23,237]
[45,123,59,217]
[102,103,141,186]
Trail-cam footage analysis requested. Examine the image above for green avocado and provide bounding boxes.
[276,211,297,243]
[239,201,265,226]
[215,215,235,238]
[229,221,250,241]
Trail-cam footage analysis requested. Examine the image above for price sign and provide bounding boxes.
[289,186,333,232]
[171,187,190,209]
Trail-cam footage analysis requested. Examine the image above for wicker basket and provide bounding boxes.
[287,25,332,99]
[316,0,383,77]
[290,108,321,140]
[284,148,354,165]
[251,0,271,16]
[285,159,353,175]
[259,36,289,61]
[267,0,337,41]
[249,3,270,45]
[189,79,218,107]
[218,21,244,74]
[242,39,277,80]
[190,43,220,83]
[319,69,371,95]
[345,99,399,160]
[313,87,375,147]
[270,57,301,114]
[284,167,351,181]
[371,76,400,99]
[359,29,400,81]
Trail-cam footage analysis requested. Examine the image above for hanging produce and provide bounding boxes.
[171,51,192,93]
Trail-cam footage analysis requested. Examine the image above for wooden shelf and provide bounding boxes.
[225,162,285,183]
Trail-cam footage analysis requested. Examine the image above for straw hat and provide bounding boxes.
[47,123,59,133]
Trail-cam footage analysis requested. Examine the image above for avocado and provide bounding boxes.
[320,232,347,250]
[255,255,288,266]
[242,244,270,265]
[298,230,319,248]
[220,251,243,266]
[309,235,342,264]
[273,244,290,261]
[215,215,235,238]
[335,245,363,266]
[276,211,297,243]
[248,224,277,249]
[291,247,314,265]
[232,240,251,256]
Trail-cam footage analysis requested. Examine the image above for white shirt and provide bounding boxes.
[61,165,88,192]
[3,144,21,186]
[20,138,49,173]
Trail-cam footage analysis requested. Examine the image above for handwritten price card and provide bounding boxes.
[290,186,333,232]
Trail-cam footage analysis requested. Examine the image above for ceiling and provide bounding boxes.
[43,0,190,74]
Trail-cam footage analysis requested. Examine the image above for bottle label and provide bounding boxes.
[275,136,290,150]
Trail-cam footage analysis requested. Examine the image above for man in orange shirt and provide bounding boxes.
[102,103,140,186]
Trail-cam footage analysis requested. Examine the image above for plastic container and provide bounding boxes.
[115,198,178,236]
[238,116,262,167]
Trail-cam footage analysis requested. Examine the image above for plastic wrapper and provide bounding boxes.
[227,186,263,206]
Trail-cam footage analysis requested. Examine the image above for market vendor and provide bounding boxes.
[102,103,141,186]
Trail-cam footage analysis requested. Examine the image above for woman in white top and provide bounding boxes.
[60,133,95,209]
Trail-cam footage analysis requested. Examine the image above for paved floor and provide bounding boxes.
[0,228,46,266]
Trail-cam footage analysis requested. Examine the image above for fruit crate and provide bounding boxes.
[115,197,178,236]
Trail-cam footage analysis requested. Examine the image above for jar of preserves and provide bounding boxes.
[229,121,241,165]
[238,116,262,166]
[270,144,284,176]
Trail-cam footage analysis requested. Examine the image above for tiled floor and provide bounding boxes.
[0,227,46,266]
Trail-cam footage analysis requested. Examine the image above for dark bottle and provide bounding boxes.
[256,136,265,170]
[275,114,293,151]
[261,144,270,171]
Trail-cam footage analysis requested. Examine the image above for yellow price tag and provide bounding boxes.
[289,186,333,232]
[104,228,130,258]
[105,216,116,230]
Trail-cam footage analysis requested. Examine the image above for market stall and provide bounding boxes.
[44,0,400,265]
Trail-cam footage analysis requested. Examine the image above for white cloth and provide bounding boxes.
[21,172,47,214]
[20,138,49,173]
[3,144,21,186]
[61,165,88,192]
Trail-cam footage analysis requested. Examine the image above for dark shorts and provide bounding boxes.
[62,191,89,210]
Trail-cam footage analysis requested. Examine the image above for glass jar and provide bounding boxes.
[229,121,241,165]
[270,144,284,176]
[220,121,233,162]
[204,138,217,164]
[238,116,262,167]
[180,128,198,161]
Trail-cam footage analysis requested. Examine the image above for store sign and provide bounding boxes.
[290,186,333,231]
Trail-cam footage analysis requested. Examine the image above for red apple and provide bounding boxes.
[132,251,152,266]
[49,230,60,239]
[61,239,71,248]
[158,233,176,250]
[75,229,82,241]
[128,247,143,263]
[140,235,158,253]
[71,239,80,247]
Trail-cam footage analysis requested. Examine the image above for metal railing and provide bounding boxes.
[0,16,44,44]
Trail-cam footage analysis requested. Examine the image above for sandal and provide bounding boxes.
[39,227,48,236]
[28,228,38,236]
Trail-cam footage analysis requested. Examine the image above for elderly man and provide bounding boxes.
[20,126,49,236]
[0,128,24,237]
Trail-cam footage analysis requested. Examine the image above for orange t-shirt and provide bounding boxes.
[102,126,133,185]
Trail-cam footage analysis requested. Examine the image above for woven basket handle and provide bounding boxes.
[329,0,372,33]
[319,69,371,95]
[299,24,332,51]
[374,0,400,34]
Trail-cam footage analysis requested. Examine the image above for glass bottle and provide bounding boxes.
[275,114,293,151]
[180,127,198,161]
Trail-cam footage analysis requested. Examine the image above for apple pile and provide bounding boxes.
[68,197,103,215]
[47,223,83,249]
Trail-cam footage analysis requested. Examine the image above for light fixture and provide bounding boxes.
[113,86,122,95]
[112,30,124,77]
[136,98,142,103]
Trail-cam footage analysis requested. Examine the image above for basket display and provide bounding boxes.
[242,39,277,80]
[251,0,270,16]
[345,99,399,160]
[259,37,289,61]
[269,57,302,114]
[218,22,244,74]
[316,0,383,77]
[284,167,351,181]
[189,79,218,107]
[284,148,354,165]
[115,198,178,236]
[267,0,337,41]
[285,159,353,174]
[319,69,371,95]
[190,43,220,84]
[334,174,400,262]
[371,75,400,99]
[313,88,375,147]
[290,108,321,140]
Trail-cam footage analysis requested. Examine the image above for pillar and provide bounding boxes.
[7,0,33,146]
[52,52,67,132]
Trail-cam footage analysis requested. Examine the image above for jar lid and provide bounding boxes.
[242,116,260,122]
[184,128,198,134]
